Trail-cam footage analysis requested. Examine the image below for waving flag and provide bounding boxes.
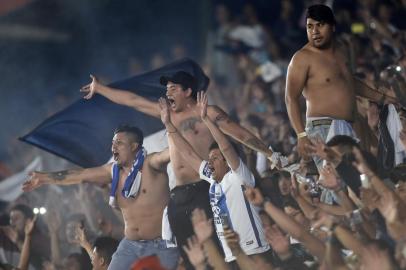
[20,58,209,167]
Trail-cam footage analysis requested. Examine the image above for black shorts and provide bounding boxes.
[167,180,220,269]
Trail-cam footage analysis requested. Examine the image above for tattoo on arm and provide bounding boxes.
[47,170,77,181]
[213,107,231,124]
[244,138,267,152]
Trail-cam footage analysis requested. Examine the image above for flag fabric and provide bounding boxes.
[20,58,209,167]
[0,157,42,202]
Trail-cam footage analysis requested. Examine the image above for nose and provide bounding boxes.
[111,143,117,152]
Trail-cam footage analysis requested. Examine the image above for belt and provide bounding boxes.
[311,119,333,127]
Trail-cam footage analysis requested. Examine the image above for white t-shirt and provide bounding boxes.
[199,159,270,262]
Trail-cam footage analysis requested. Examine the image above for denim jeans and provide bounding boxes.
[108,237,179,270]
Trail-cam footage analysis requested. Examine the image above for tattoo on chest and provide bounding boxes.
[179,117,202,133]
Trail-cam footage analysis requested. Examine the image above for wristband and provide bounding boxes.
[297,132,307,139]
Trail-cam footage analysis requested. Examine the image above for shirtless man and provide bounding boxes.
[80,71,280,268]
[285,4,397,163]
[22,125,179,270]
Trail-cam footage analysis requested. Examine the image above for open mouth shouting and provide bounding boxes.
[113,152,119,161]
[166,96,176,109]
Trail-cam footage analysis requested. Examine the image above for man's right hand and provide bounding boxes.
[22,171,48,192]
[80,74,99,99]
[297,136,312,160]
[158,98,171,126]
[196,91,208,121]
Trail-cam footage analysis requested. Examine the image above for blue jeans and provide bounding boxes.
[108,238,179,270]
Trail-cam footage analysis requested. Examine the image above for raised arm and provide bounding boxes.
[22,163,112,192]
[353,77,397,104]
[80,75,160,118]
[18,216,37,270]
[245,188,325,262]
[148,148,170,172]
[198,92,239,170]
[158,98,203,171]
[206,105,275,163]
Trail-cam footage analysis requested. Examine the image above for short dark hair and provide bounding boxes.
[180,84,198,100]
[93,237,119,265]
[271,171,291,182]
[326,135,359,148]
[10,204,33,220]
[306,4,336,26]
[209,141,239,156]
[114,125,144,145]
[209,142,220,152]
[160,71,198,100]
[390,164,406,183]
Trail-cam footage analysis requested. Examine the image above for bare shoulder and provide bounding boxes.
[145,149,170,172]
[289,46,313,66]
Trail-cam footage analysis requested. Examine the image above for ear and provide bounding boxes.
[100,257,106,266]
[131,142,139,152]
[185,88,192,98]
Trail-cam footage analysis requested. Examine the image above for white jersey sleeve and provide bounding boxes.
[199,160,214,183]
[232,159,255,187]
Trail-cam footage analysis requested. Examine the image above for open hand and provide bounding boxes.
[266,225,290,256]
[23,171,48,192]
[191,208,213,243]
[158,98,171,125]
[74,226,88,247]
[196,91,208,121]
[182,235,206,268]
[80,74,99,99]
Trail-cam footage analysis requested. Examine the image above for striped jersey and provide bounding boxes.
[199,159,270,262]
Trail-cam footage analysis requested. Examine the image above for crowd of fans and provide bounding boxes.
[1,0,406,269]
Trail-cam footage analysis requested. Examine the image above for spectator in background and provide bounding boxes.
[74,226,119,270]
[0,204,49,269]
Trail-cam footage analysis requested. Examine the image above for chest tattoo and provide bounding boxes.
[179,117,202,134]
